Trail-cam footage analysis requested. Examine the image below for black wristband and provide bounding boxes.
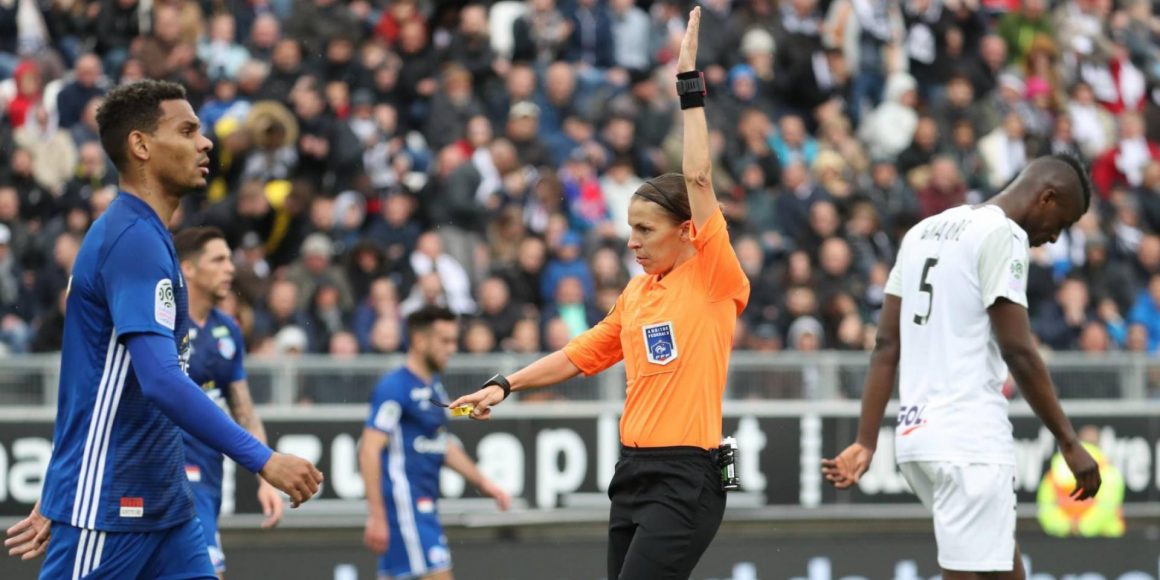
[676,71,707,110]
[484,373,512,400]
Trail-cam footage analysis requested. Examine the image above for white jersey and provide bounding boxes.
[885,205,1030,465]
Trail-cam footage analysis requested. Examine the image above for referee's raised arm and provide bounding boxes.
[676,7,716,231]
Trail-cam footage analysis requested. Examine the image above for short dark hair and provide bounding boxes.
[406,305,457,340]
[97,80,187,172]
[1050,152,1093,212]
[632,173,691,223]
[174,226,227,261]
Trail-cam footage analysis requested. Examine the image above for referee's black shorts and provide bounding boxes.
[607,445,726,580]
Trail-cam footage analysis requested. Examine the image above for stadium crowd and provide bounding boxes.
[3,0,1160,361]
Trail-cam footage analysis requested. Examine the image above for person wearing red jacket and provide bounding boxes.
[1091,111,1160,197]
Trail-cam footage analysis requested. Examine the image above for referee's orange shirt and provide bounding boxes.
[563,207,750,450]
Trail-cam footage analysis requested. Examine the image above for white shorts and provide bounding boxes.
[899,461,1017,572]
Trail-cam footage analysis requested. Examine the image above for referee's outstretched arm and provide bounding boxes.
[675,8,715,232]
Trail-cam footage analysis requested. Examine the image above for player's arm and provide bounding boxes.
[677,7,715,231]
[821,293,901,489]
[104,226,321,506]
[978,226,1100,500]
[359,427,390,554]
[452,287,629,419]
[989,302,1100,500]
[125,335,322,505]
[227,378,284,528]
[444,442,511,511]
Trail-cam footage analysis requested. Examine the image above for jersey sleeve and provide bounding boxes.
[563,292,625,376]
[885,261,904,297]
[978,225,1029,309]
[102,223,179,339]
[227,319,247,383]
[690,207,750,309]
[366,377,406,434]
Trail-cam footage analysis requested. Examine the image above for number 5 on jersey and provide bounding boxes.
[914,258,938,326]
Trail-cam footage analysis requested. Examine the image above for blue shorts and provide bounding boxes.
[190,482,225,573]
[380,510,450,579]
[40,517,214,580]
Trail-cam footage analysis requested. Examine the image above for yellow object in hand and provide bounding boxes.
[450,405,474,417]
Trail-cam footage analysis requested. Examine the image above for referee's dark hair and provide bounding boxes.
[406,305,457,340]
[1050,152,1094,212]
[96,80,188,173]
[633,173,692,224]
[174,227,227,262]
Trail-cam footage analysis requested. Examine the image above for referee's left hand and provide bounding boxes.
[676,6,701,73]
[449,384,506,421]
[821,443,874,489]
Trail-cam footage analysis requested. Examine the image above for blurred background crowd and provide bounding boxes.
[3,0,1160,364]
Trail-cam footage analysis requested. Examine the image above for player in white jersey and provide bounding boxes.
[822,154,1102,579]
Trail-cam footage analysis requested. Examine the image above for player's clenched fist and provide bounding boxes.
[260,452,325,507]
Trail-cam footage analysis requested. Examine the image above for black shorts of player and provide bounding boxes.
[607,445,726,580]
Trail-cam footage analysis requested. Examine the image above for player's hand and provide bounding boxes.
[364,515,389,554]
[5,500,50,560]
[479,479,512,512]
[449,384,506,421]
[257,479,285,529]
[259,452,324,508]
[676,6,701,73]
[820,442,874,489]
[1060,440,1102,501]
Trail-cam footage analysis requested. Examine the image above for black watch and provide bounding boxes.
[676,71,706,96]
[484,374,512,400]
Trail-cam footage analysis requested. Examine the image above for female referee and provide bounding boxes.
[449,8,749,579]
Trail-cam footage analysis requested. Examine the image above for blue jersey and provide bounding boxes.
[182,308,246,494]
[366,367,450,517]
[40,192,195,532]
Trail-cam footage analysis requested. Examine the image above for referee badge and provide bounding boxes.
[643,321,678,365]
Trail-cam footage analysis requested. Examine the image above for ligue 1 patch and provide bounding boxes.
[218,337,237,360]
[155,278,177,330]
[212,325,230,338]
[642,321,678,365]
[185,465,202,482]
[120,497,144,518]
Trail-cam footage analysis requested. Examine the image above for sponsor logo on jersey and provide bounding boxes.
[897,405,928,436]
[413,432,448,455]
[119,497,144,518]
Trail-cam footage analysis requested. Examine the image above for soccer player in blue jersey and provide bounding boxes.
[174,226,284,578]
[359,306,511,580]
[4,80,323,578]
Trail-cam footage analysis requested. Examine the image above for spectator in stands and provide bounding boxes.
[409,231,475,315]
[916,156,968,218]
[0,223,31,349]
[254,279,309,341]
[1129,272,1160,351]
[14,104,77,196]
[463,318,498,354]
[477,275,521,344]
[55,54,108,130]
[512,0,572,68]
[1034,276,1092,350]
[1092,111,1160,196]
[286,233,356,312]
